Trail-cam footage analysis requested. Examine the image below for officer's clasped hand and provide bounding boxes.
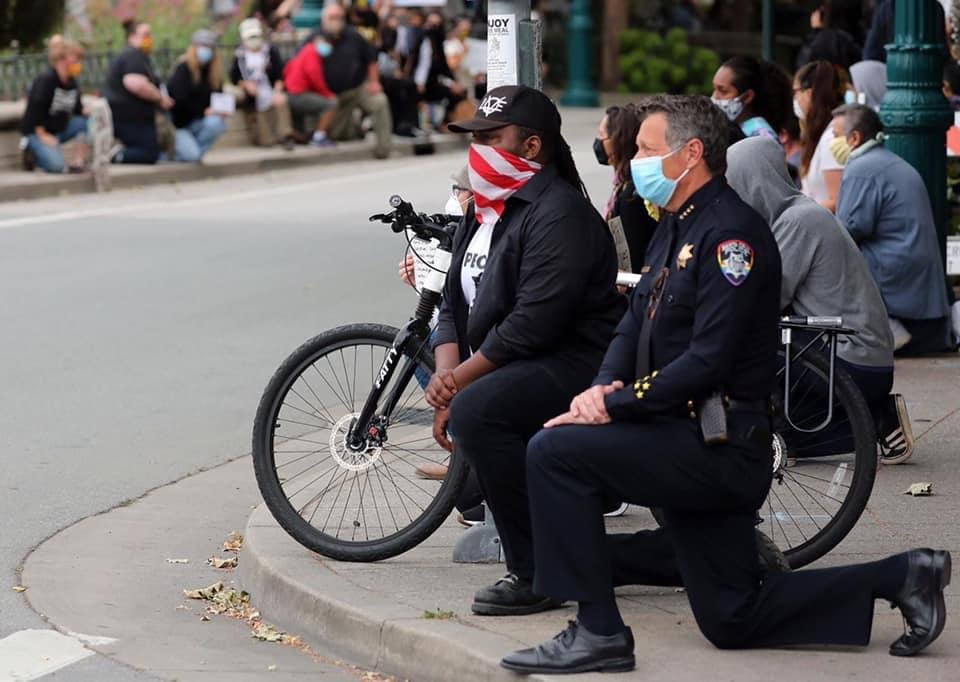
[426,369,459,409]
[544,381,623,428]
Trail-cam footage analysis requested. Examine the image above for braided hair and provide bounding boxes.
[516,126,590,200]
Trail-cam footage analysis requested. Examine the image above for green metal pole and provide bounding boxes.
[293,0,324,31]
[880,0,953,264]
[762,0,774,62]
[560,0,599,107]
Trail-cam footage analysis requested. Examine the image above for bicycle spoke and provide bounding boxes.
[302,468,349,523]
[334,471,360,538]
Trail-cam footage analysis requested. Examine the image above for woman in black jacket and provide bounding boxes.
[594,104,659,273]
[167,30,229,163]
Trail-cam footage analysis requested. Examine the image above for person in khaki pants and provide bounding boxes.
[316,3,392,158]
[229,18,297,147]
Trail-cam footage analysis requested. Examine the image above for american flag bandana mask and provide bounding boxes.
[467,143,543,229]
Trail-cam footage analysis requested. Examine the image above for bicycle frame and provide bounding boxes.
[347,198,456,450]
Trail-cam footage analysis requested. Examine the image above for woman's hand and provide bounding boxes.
[399,253,415,286]
[433,407,453,452]
[425,369,458,409]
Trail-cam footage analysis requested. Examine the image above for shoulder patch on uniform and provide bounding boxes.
[717,239,754,286]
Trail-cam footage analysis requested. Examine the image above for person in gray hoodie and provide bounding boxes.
[726,136,912,464]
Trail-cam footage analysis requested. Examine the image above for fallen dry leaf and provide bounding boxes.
[252,622,286,642]
[208,556,238,570]
[183,581,224,600]
[166,558,189,564]
[12,585,26,593]
[223,531,244,552]
[200,615,210,622]
[904,482,933,496]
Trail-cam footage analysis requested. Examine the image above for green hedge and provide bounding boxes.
[618,27,720,95]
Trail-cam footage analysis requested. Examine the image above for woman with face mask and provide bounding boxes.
[594,104,658,274]
[20,37,90,173]
[793,60,846,212]
[166,30,229,163]
[711,56,793,144]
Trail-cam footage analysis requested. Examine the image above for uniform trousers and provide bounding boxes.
[447,354,599,582]
[526,415,908,649]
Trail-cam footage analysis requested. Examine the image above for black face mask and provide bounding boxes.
[593,137,610,166]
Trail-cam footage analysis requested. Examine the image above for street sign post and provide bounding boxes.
[486,0,541,90]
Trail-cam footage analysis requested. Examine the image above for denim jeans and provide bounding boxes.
[174,115,228,163]
[26,115,88,173]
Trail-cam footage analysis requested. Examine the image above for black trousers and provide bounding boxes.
[526,416,907,649]
[113,119,159,164]
[448,354,598,581]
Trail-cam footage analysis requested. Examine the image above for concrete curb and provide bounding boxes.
[0,135,468,204]
[239,504,552,682]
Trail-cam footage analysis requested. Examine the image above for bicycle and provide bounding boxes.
[252,199,876,567]
[252,196,469,562]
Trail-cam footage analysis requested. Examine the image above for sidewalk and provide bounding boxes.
[239,356,960,682]
[0,134,467,204]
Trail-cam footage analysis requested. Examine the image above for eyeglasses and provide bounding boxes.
[451,185,470,196]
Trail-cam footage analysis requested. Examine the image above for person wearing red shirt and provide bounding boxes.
[283,36,338,147]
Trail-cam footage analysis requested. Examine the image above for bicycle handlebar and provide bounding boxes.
[369,195,457,249]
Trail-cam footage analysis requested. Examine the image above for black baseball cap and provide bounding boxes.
[448,85,562,137]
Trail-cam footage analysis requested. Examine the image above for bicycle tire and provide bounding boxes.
[252,323,469,562]
[769,349,878,569]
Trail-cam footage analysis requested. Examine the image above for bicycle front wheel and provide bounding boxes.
[252,323,468,562]
[765,348,878,569]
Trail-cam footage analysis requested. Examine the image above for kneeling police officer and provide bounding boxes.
[500,95,951,676]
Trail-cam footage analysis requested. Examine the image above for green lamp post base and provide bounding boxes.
[560,0,599,107]
[293,0,324,31]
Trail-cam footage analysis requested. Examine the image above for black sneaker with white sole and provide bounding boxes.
[878,394,915,465]
[472,573,565,616]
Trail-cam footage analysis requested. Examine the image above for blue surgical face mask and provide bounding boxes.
[630,147,690,208]
[314,40,333,58]
[196,46,214,65]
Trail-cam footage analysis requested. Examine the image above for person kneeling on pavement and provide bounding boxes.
[424,85,626,611]
[726,135,913,464]
[166,30,230,163]
[499,94,950,676]
[230,18,299,148]
[20,36,89,174]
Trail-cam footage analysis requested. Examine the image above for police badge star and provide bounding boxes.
[677,243,694,270]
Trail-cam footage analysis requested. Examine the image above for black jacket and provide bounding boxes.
[167,62,218,129]
[611,179,659,271]
[597,177,782,420]
[435,165,626,369]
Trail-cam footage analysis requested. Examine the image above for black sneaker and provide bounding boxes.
[878,394,915,465]
[472,573,564,616]
[21,146,36,171]
[457,504,484,527]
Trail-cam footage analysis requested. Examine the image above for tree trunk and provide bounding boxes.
[601,0,626,91]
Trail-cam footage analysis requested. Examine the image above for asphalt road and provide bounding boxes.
[0,109,611,680]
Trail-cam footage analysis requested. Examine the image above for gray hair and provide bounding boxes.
[840,104,884,141]
[638,95,730,175]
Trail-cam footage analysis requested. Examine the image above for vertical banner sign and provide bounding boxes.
[487,14,518,89]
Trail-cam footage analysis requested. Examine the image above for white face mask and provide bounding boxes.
[793,97,805,121]
[444,194,464,216]
[711,95,744,122]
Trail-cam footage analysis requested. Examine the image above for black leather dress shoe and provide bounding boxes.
[501,621,635,675]
[890,548,951,656]
[472,573,564,616]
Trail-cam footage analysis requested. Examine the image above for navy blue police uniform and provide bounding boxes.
[526,175,910,649]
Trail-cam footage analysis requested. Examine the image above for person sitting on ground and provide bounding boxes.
[727,135,914,465]
[711,56,794,144]
[20,36,89,174]
[410,13,466,130]
[834,105,953,356]
[594,104,658,273]
[314,3,393,159]
[283,33,339,148]
[794,60,846,211]
[103,20,171,164]
[427,86,626,616]
[166,30,230,163]
[230,18,298,148]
